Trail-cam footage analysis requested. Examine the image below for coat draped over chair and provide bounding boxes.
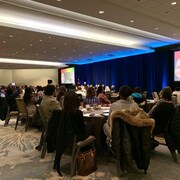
[110,108,155,173]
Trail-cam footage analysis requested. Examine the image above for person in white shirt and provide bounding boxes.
[103,85,139,141]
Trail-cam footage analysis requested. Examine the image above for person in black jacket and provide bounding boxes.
[6,84,21,111]
[149,87,175,135]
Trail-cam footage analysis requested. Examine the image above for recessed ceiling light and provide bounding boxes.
[73,49,76,52]
[9,35,13,38]
[99,10,104,14]
[48,36,52,38]
[171,2,177,5]
[39,39,43,42]
[173,33,176,36]
[130,20,134,23]
[29,44,33,46]
[2,41,6,43]
[57,0,62,1]
[22,48,25,50]
[43,50,46,53]
[36,53,39,56]
[155,27,159,30]
[53,47,56,49]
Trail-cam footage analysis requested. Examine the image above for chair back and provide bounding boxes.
[36,105,48,158]
[0,96,9,120]
[37,105,48,127]
[15,98,31,131]
[16,98,28,115]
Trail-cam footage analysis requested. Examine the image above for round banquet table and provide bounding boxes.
[81,106,110,152]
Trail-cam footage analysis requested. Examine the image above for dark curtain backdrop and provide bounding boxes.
[75,50,175,98]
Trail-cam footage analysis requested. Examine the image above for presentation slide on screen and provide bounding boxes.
[174,51,180,81]
[61,67,75,84]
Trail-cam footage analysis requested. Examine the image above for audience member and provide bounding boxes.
[6,84,20,111]
[40,84,61,121]
[56,85,67,109]
[149,87,175,135]
[51,92,88,176]
[103,85,139,143]
[131,86,146,110]
[84,86,100,106]
[23,87,37,118]
[105,86,110,93]
[76,85,86,98]
[111,85,115,93]
[97,85,111,106]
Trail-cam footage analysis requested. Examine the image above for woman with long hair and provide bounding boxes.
[54,91,87,176]
[23,87,37,118]
[97,85,111,106]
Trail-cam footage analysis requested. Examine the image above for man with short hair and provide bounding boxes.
[41,84,61,121]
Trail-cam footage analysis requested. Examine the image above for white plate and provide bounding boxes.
[102,112,109,116]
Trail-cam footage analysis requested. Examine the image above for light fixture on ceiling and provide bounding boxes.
[0,58,67,67]
[99,10,105,14]
[0,0,177,50]
[171,2,177,5]
[0,0,179,65]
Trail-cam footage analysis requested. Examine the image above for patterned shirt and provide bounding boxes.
[84,96,100,106]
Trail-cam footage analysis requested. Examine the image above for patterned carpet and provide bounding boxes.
[1,119,180,180]
[0,120,119,180]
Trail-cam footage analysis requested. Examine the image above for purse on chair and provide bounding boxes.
[76,148,97,176]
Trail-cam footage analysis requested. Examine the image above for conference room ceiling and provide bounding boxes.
[0,0,180,69]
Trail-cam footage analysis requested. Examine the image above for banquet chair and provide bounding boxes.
[36,105,48,158]
[54,135,96,177]
[4,106,18,127]
[15,98,33,131]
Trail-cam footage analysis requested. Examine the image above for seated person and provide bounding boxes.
[56,85,67,109]
[131,86,146,110]
[103,85,139,145]
[84,86,100,106]
[23,87,41,128]
[49,92,89,176]
[76,85,86,99]
[23,87,37,113]
[40,84,61,121]
[97,85,111,106]
[6,84,20,111]
[149,87,175,135]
